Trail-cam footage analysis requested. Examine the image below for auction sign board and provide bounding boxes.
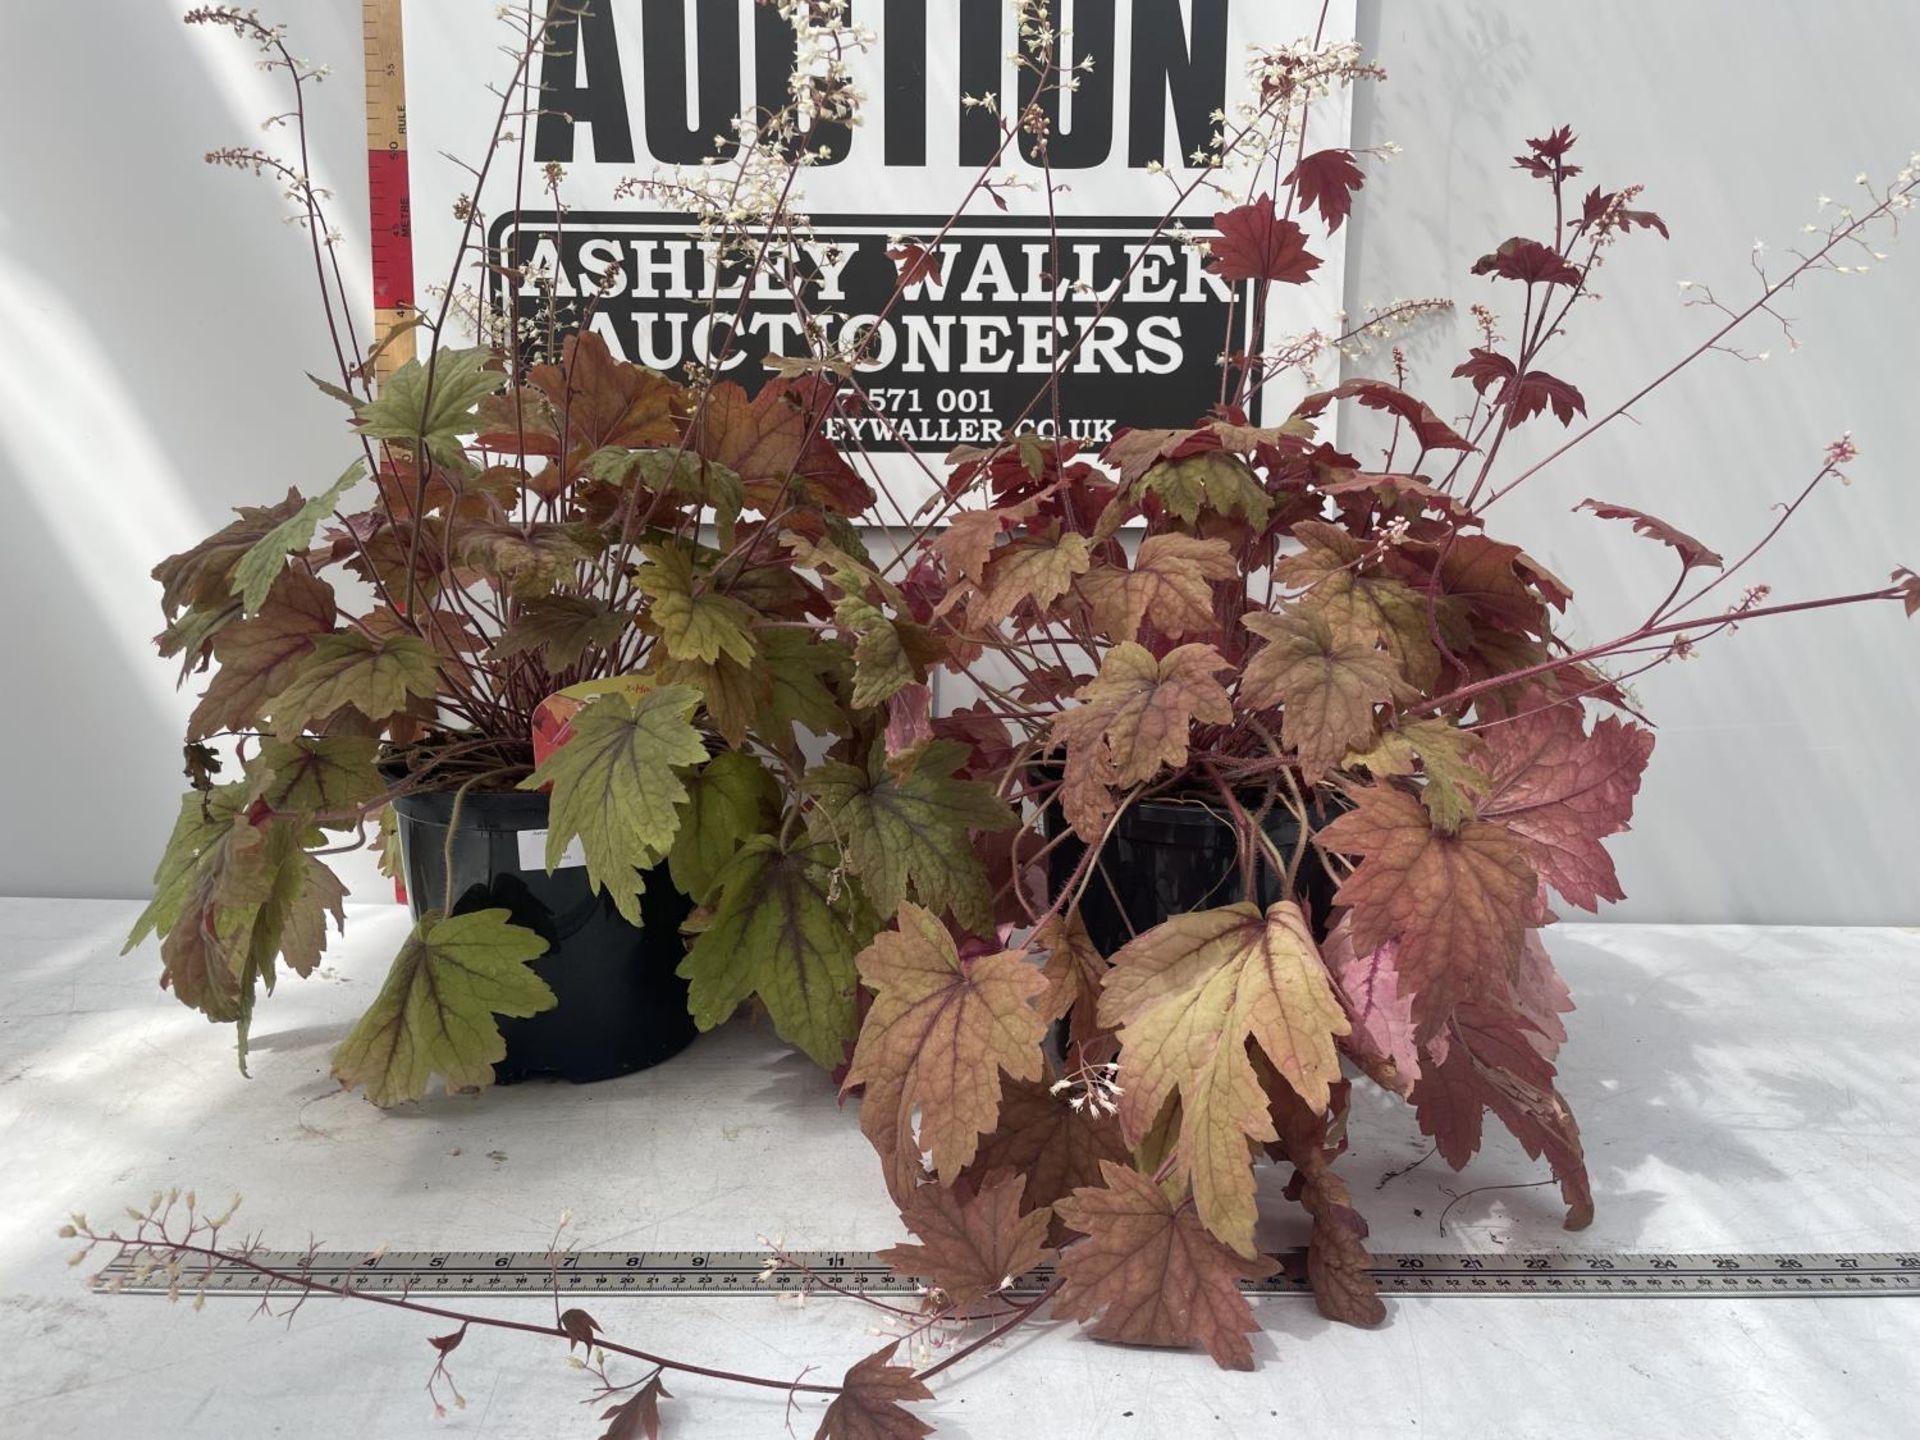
[403,1,1353,512]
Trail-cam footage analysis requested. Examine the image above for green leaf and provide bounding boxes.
[520,685,708,924]
[1136,452,1273,530]
[256,735,386,823]
[157,599,242,685]
[152,492,304,619]
[761,627,849,745]
[330,908,555,1105]
[265,630,440,731]
[585,447,744,546]
[490,595,633,671]
[353,347,506,463]
[669,751,780,903]
[229,461,365,616]
[836,597,943,710]
[1344,718,1490,833]
[126,786,248,952]
[678,835,872,1067]
[188,569,335,740]
[634,543,760,667]
[805,741,1016,933]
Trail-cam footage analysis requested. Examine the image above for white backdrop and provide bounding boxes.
[1,0,1914,921]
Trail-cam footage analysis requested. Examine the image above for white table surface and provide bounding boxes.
[3,897,1917,1438]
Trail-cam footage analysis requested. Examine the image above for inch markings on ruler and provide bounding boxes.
[363,0,415,388]
[96,1249,1920,1299]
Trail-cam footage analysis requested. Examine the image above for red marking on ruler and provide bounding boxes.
[368,148,415,312]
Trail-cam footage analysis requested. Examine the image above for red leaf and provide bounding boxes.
[1207,195,1323,285]
[875,1174,1055,1307]
[1323,919,1420,1094]
[1895,566,1920,617]
[599,1376,670,1440]
[1053,1162,1276,1370]
[1413,1002,1594,1230]
[1285,148,1365,233]
[558,1306,601,1352]
[1294,379,1475,454]
[886,243,945,291]
[1453,349,1586,427]
[1473,700,1655,912]
[1513,125,1580,180]
[1316,785,1538,1029]
[1265,1076,1386,1327]
[427,1326,465,1356]
[960,1077,1129,1245]
[1471,237,1583,287]
[1576,500,1724,570]
[814,1342,934,1440]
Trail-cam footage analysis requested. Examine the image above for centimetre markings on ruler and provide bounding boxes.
[98,1249,1920,1299]
[363,0,416,386]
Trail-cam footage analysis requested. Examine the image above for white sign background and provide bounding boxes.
[405,0,1354,516]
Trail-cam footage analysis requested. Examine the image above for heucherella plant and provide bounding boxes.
[108,4,1917,1433]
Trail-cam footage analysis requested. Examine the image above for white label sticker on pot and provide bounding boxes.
[517,829,587,872]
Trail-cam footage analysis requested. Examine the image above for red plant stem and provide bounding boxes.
[1411,584,1906,717]
[108,1237,841,1397]
[910,1278,1064,1385]
[1481,179,1919,509]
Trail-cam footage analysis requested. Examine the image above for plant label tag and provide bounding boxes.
[517,829,587,872]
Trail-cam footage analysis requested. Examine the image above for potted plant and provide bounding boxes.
[104,6,1920,1426]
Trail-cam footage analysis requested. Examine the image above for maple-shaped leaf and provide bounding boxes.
[976,532,1091,622]
[1322,918,1419,1094]
[1428,532,1549,636]
[1293,380,1475,454]
[1343,717,1490,833]
[1264,1073,1385,1326]
[265,630,440,732]
[599,1374,670,1440]
[1576,499,1724,571]
[1241,606,1413,777]
[633,542,759,667]
[255,735,384,822]
[1316,785,1537,1027]
[835,597,945,711]
[1098,901,1349,1256]
[1471,237,1583,288]
[330,908,555,1105]
[188,568,335,740]
[1286,147,1366,233]
[153,490,306,619]
[521,685,706,925]
[1278,522,1445,690]
[1133,452,1273,531]
[1049,643,1234,839]
[1452,349,1586,427]
[1076,534,1237,643]
[761,626,852,747]
[229,461,364,615]
[962,1077,1129,1242]
[480,332,682,470]
[355,347,506,463]
[696,378,872,517]
[813,1342,933,1440]
[1207,194,1322,284]
[1412,1003,1594,1229]
[1053,1161,1276,1370]
[844,903,1048,1183]
[876,1173,1055,1307]
[678,835,869,1067]
[668,750,779,904]
[805,740,1016,934]
[1472,700,1654,911]
[1035,909,1113,1065]
[886,241,945,291]
[586,447,745,545]
[490,594,634,671]
[558,1307,601,1352]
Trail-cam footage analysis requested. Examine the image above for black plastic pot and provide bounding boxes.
[391,786,698,1084]
[1039,785,1341,957]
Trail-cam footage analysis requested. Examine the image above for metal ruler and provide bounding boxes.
[362,0,416,387]
[98,1248,1920,1299]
